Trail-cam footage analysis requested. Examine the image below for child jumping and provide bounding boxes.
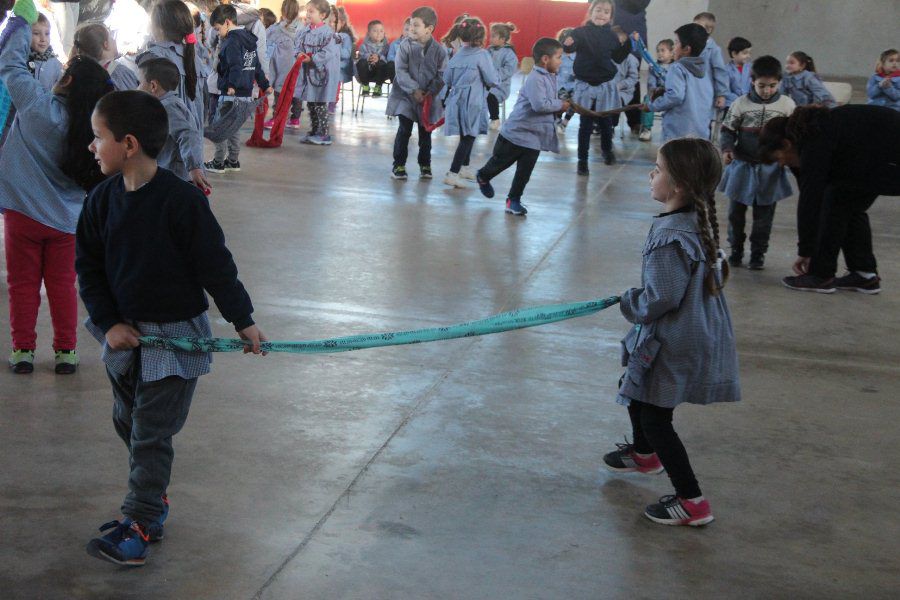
[604,137,740,527]
[486,21,517,130]
[356,19,390,97]
[440,17,498,188]
[782,51,836,107]
[719,55,795,270]
[1,5,113,375]
[475,38,569,216]
[72,22,139,90]
[867,48,900,111]
[293,0,339,145]
[77,90,266,567]
[386,6,446,180]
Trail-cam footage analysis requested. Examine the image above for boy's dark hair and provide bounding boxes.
[411,6,437,29]
[751,55,782,80]
[210,4,238,26]
[61,56,115,191]
[139,57,181,92]
[532,37,562,62]
[94,91,169,159]
[674,23,708,57]
[727,36,751,57]
[693,11,716,22]
[457,17,486,47]
[657,38,674,51]
[367,19,383,30]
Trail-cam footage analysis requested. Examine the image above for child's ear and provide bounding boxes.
[123,134,142,158]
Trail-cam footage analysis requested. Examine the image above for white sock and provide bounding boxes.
[855,271,877,279]
[634,451,654,459]
[685,496,705,504]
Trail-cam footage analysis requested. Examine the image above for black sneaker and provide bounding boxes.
[834,272,881,295]
[728,253,743,267]
[504,198,528,215]
[224,159,241,172]
[577,160,589,176]
[603,152,616,166]
[603,441,664,474]
[782,274,836,294]
[419,165,433,179]
[204,159,226,174]
[748,254,765,270]
[644,495,714,527]
[476,173,495,198]
[391,165,408,180]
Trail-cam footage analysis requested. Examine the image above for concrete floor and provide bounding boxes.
[1,85,899,599]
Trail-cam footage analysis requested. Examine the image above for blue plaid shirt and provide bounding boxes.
[85,314,213,382]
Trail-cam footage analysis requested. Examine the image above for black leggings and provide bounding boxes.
[577,100,613,161]
[627,400,701,499]
[450,135,475,173]
[356,58,390,86]
[393,114,432,168]
[487,94,500,121]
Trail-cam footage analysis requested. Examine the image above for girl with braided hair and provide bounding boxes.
[603,137,741,527]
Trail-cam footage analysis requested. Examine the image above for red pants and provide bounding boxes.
[3,210,77,351]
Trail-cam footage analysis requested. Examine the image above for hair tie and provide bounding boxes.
[184,33,197,44]
[460,22,468,28]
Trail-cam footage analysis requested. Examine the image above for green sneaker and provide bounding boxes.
[372,84,383,97]
[54,350,79,375]
[9,349,35,374]
[360,84,371,97]
[419,165,433,179]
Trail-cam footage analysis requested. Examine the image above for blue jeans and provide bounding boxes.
[107,354,197,525]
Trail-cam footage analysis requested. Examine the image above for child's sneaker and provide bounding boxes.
[147,494,169,543]
[834,272,881,294]
[603,151,617,166]
[782,274,836,294]
[489,119,501,131]
[391,165,408,180]
[360,84,371,96]
[373,84,383,97]
[458,166,477,181]
[54,350,79,375]
[224,159,241,172]
[419,165,433,179]
[204,159,226,174]
[86,518,151,566]
[644,495,714,527]
[577,160,589,176]
[476,173,495,198]
[443,171,466,188]
[287,118,302,129]
[603,441,664,474]
[748,254,765,270]
[638,127,652,141]
[505,198,528,216]
[263,118,275,129]
[8,349,34,374]
[308,135,333,146]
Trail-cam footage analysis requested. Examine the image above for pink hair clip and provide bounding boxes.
[184,33,197,44]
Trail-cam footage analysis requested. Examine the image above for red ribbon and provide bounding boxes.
[247,53,309,148]
[419,93,445,133]
[184,33,197,45]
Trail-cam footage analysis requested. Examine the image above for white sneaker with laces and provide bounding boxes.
[639,128,652,141]
[458,166,477,181]
[443,171,467,188]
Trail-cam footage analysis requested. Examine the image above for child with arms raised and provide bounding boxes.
[78,90,266,567]
[386,6,447,180]
[604,137,739,527]
[486,21,517,130]
[440,17,498,188]
[475,38,570,216]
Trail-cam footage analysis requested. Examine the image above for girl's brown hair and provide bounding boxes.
[876,48,899,75]
[456,17,486,47]
[72,23,110,61]
[330,5,357,45]
[556,27,574,44]
[259,8,277,29]
[585,0,615,23]
[440,13,469,47]
[658,138,728,295]
[790,51,816,73]
[151,0,199,102]
[306,0,330,18]
[281,0,301,23]
[490,21,517,43]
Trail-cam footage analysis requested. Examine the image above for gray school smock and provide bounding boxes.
[558,53,575,93]
[386,37,447,123]
[499,66,564,153]
[336,32,354,83]
[614,53,639,106]
[440,46,498,137]
[867,73,900,110]
[358,37,388,65]
[780,70,836,107]
[31,56,62,92]
[617,211,741,409]
[719,92,796,206]
[701,37,729,100]
[158,91,204,181]
[267,21,301,93]
[293,23,340,103]
[108,59,139,90]
[137,41,210,130]
[649,56,713,141]
[387,36,403,62]
[0,22,84,234]
[487,45,517,102]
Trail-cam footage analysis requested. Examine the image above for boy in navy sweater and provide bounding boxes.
[204,3,271,173]
[77,90,266,567]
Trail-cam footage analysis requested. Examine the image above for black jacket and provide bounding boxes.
[217,28,269,97]
[564,22,630,86]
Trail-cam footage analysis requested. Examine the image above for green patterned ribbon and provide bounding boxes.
[139,296,621,354]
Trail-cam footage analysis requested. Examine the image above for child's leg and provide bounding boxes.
[355,58,370,86]
[597,116,614,157]
[416,120,432,167]
[313,103,329,136]
[577,113,596,161]
[449,135,475,173]
[392,115,415,167]
[626,401,654,454]
[208,94,220,126]
[375,62,390,84]
[477,135,519,182]
[42,230,77,351]
[290,98,303,120]
[749,203,777,258]
[727,200,748,259]
[227,127,241,162]
[507,147,541,201]
[3,211,44,351]
[307,101,319,133]
[486,94,500,121]
[385,61,395,82]
[637,401,702,499]
[213,139,227,163]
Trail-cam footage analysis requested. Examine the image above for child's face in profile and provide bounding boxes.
[673,38,690,60]
[402,21,411,38]
[368,23,385,42]
[649,153,677,203]
[408,17,433,43]
[541,48,563,74]
[89,112,126,176]
[306,4,324,25]
[589,3,613,27]
[656,43,673,64]
[490,32,503,47]
[31,23,50,53]
[732,48,752,66]
[753,76,780,100]
[785,55,803,74]
[213,21,231,39]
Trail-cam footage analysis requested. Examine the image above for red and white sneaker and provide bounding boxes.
[644,495,714,526]
[603,441,664,474]
[287,118,302,129]
[263,118,275,129]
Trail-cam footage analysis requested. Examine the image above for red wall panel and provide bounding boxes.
[339,0,588,59]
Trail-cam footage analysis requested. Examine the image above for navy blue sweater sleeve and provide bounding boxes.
[221,39,244,92]
[76,195,121,334]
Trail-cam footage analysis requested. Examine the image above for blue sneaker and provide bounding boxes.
[86,518,150,567]
[477,173,494,198]
[308,134,333,146]
[505,198,528,216]
[147,494,169,543]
